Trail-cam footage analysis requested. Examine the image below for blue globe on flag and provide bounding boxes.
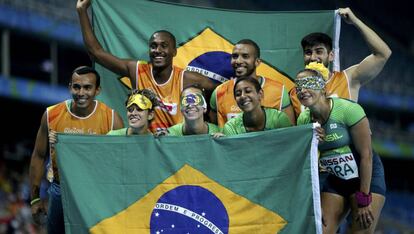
[186,51,235,84]
[150,185,229,234]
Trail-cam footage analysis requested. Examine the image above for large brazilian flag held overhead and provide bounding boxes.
[57,125,322,233]
[91,0,340,121]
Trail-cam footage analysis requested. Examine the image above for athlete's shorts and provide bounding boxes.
[47,182,65,234]
[321,150,386,197]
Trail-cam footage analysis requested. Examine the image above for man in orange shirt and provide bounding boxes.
[77,0,217,132]
[290,7,391,116]
[29,66,124,234]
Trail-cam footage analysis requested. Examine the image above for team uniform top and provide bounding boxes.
[223,108,292,136]
[168,122,220,136]
[211,76,291,127]
[106,127,152,135]
[47,100,115,182]
[297,97,365,180]
[135,60,184,132]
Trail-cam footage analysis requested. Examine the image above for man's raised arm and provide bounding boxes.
[340,7,392,86]
[77,0,137,83]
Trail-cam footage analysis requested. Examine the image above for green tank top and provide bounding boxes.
[297,98,366,180]
[168,122,220,136]
[223,108,292,136]
[297,98,366,158]
[106,127,152,136]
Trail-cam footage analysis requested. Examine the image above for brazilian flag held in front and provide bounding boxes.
[57,125,322,233]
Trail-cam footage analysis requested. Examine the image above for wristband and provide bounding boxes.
[355,191,372,207]
[30,198,41,206]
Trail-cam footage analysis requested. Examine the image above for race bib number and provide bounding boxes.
[319,153,359,180]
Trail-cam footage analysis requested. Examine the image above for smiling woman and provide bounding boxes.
[107,89,159,136]
[167,85,220,136]
[295,64,386,233]
[222,76,292,135]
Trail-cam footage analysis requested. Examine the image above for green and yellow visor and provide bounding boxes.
[180,93,207,109]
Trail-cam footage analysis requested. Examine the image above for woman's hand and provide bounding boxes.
[212,132,225,138]
[315,126,325,142]
[356,205,374,229]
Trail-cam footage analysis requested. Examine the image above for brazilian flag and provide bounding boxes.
[91,0,340,122]
[57,125,322,233]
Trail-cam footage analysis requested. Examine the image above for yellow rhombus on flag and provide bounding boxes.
[90,164,287,234]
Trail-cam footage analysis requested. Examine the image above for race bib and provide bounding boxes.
[319,153,359,180]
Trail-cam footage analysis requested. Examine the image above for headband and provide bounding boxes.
[295,75,326,90]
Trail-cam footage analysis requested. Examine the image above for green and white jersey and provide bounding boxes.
[106,127,152,136]
[297,97,365,157]
[223,108,292,136]
[297,98,366,180]
[107,128,129,136]
[168,122,220,136]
